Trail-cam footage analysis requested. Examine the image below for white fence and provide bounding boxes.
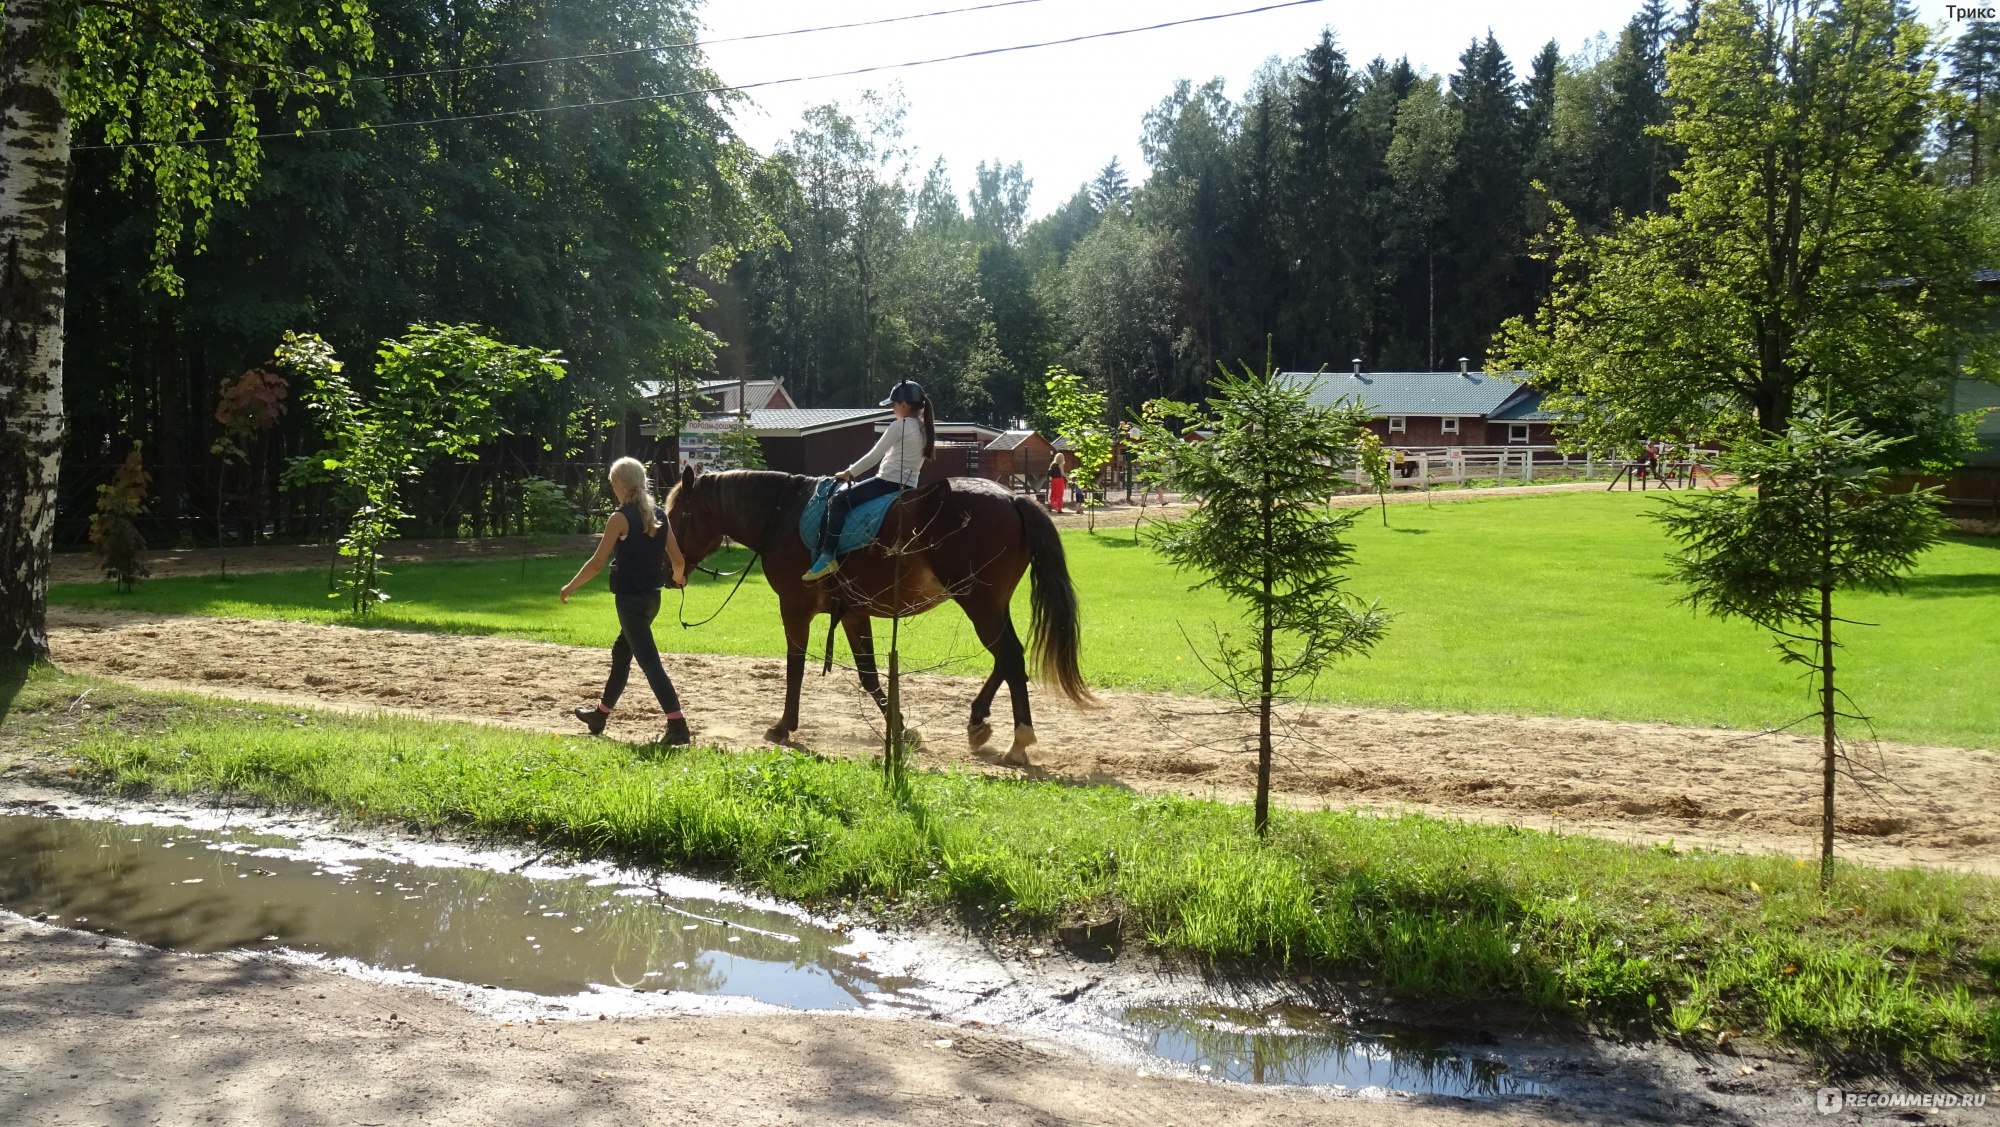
[1344,446,1720,489]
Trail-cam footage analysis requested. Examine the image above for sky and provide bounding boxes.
[698,0,1970,219]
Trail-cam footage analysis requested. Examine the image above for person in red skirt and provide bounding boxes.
[1047,451,1067,513]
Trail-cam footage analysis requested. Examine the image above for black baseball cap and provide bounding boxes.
[880,379,926,406]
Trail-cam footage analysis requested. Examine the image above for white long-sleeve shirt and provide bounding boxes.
[846,416,926,487]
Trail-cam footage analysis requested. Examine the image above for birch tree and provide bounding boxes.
[1,0,369,662]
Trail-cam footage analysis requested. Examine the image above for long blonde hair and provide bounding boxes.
[608,457,660,535]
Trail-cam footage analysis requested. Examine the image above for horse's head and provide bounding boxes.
[665,464,726,575]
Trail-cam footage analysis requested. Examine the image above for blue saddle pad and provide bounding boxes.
[800,478,901,558]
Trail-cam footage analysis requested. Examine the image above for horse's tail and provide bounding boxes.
[1014,497,1097,708]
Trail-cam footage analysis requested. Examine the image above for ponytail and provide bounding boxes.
[608,456,660,535]
[918,397,936,461]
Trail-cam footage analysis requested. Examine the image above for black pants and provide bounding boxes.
[601,590,681,714]
[819,477,902,556]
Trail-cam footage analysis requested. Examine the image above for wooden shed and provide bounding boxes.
[980,430,1055,492]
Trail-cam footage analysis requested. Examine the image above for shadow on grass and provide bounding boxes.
[1897,572,2000,598]
[0,656,30,726]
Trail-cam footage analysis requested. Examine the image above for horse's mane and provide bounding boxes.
[672,468,814,522]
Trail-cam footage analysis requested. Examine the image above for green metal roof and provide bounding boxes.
[1487,389,1554,422]
[1277,369,1538,418]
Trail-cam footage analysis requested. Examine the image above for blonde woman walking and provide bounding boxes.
[560,457,690,746]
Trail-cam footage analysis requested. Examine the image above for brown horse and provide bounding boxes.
[664,467,1094,764]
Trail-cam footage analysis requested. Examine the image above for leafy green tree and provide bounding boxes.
[968,159,1031,247]
[57,0,756,550]
[1495,0,1992,465]
[279,324,564,614]
[2,0,370,661]
[913,156,965,235]
[1058,220,1183,415]
[1134,356,1388,835]
[1041,367,1113,528]
[1652,412,1947,886]
[713,421,768,471]
[1356,430,1393,525]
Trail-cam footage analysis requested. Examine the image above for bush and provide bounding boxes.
[89,443,151,592]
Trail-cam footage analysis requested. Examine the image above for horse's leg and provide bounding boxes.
[768,603,810,744]
[958,586,1035,766]
[967,665,1004,752]
[842,613,889,713]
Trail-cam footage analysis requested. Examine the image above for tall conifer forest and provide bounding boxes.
[50,0,2000,547]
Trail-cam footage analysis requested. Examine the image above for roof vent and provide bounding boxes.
[1351,358,1362,376]
[1459,357,1471,379]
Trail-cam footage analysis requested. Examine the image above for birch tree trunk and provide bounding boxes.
[0,0,71,663]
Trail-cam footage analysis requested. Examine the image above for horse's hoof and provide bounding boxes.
[968,721,994,750]
[763,725,792,744]
[1003,725,1037,767]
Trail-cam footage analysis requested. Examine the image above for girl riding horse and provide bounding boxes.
[666,382,1094,765]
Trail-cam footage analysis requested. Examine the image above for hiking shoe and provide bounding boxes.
[573,704,608,736]
[662,717,692,747]
[801,552,842,582]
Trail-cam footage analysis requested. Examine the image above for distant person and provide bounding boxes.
[804,378,936,581]
[561,457,690,746]
[1047,451,1067,514]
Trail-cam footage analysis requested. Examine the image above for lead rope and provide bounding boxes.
[676,548,762,630]
[675,493,791,630]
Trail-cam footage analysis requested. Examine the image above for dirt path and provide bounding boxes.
[46,609,2000,875]
[45,482,1623,585]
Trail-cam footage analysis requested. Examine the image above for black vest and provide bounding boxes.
[608,502,668,594]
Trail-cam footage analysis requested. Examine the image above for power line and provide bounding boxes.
[350,0,1058,86]
[78,0,1326,152]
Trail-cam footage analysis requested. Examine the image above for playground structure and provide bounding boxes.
[1344,445,1721,490]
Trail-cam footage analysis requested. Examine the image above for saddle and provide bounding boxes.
[799,477,945,558]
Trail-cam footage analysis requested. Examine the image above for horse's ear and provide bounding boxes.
[681,464,697,491]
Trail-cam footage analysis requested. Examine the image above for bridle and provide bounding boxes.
[674,484,794,630]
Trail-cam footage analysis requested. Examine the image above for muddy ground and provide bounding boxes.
[6,789,1993,1127]
[43,607,2000,875]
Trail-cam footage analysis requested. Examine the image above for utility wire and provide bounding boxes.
[78,0,1326,152]
[350,0,1058,86]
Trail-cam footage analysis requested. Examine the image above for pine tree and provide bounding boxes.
[1089,158,1131,217]
[1946,22,2000,186]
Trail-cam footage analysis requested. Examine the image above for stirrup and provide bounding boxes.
[802,552,842,581]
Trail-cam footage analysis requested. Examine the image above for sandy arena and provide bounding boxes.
[44,606,2000,875]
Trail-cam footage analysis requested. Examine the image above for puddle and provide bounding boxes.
[1121,1004,1545,1096]
[0,813,914,1010]
[0,805,1559,1097]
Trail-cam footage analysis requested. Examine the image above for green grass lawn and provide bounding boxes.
[50,491,2000,748]
[8,666,1997,1071]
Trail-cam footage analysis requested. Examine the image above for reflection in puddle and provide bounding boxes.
[0,814,911,1009]
[1122,1005,1545,1095]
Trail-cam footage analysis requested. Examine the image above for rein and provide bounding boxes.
[675,484,794,630]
